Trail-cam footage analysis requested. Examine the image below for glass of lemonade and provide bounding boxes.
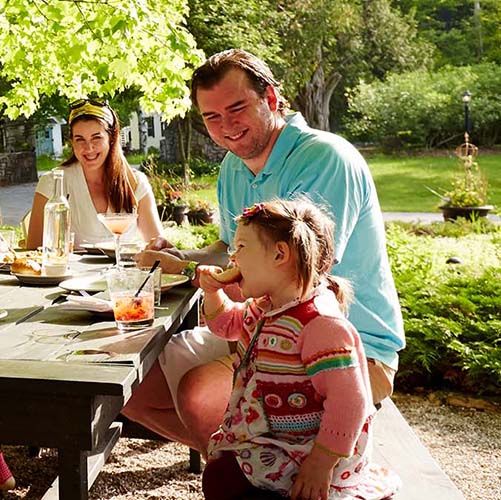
[106,268,155,331]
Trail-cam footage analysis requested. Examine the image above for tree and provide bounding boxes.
[273,0,431,131]
[394,0,501,66]
[0,0,203,120]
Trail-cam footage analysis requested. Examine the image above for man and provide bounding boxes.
[125,49,405,455]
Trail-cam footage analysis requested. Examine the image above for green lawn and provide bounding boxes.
[367,153,501,212]
[184,153,501,214]
[36,151,501,213]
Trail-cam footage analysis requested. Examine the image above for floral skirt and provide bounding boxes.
[229,429,400,499]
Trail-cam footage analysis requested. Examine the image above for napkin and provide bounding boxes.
[57,292,112,313]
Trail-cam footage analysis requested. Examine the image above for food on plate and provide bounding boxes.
[11,257,42,275]
[0,249,16,264]
[211,266,242,284]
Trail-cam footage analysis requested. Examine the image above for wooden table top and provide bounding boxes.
[0,253,200,396]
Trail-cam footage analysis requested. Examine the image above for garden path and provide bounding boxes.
[0,178,499,227]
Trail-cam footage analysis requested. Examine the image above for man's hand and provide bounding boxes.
[134,250,186,274]
[145,236,174,251]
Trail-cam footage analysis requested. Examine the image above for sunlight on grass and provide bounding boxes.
[368,153,501,212]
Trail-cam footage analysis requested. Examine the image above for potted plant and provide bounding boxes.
[430,139,493,221]
[187,198,216,225]
[142,157,189,224]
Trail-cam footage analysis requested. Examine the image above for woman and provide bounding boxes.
[27,99,163,249]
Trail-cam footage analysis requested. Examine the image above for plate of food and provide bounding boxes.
[9,253,72,286]
[11,270,73,286]
[161,274,189,291]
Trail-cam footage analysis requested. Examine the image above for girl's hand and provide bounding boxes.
[198,265,226,293]
[290,447,338,500]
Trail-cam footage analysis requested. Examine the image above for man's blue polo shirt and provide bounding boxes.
[217,112,405,369]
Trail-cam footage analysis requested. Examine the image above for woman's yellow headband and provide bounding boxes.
[68,99,115,127]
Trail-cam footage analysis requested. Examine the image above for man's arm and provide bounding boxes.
[135,239,229,274]
[167,240,230,267]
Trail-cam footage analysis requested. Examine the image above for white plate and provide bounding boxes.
[161,274,189,291]
[11,272,73,286]
[0,309,7,319]
[79,242,113,255]
[58,273,188,293]
[59,274,107,293]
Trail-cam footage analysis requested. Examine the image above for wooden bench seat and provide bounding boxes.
[374,398,465,500]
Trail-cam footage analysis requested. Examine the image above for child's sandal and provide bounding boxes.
[0,451,15,491]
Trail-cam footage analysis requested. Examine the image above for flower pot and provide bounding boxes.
[172,205,189,225]
[188,209,216,225]
[440,205,494,222]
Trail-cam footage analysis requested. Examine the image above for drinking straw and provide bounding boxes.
[134,260,160,297]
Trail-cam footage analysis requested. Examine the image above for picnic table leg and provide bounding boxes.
[189,447,201,473]
[58,447,88,500]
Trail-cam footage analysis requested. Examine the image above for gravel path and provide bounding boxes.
[2,392,499,500]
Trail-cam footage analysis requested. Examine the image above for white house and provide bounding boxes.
[35,117,65,158]
[128,111,166,153]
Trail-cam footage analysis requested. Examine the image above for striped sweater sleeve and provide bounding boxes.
[205,299,247,341]
[298,315,372,457]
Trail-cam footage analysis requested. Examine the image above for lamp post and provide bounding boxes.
[462,90,472,140]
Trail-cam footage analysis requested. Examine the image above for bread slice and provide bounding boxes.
[211,266,242,284]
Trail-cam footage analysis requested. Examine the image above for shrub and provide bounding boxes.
[386,223,501,396]
[344,62,501,148]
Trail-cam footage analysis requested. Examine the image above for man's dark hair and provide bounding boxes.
[191,49,289,116]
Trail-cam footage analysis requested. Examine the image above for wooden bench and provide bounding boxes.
[373,398,465,500]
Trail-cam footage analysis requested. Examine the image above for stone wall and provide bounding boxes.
[160,120,226,164]
[190,127,226,163]
[0,151,38,185]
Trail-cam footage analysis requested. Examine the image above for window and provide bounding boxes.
[147,117,155,137]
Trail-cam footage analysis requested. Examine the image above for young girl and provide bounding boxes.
[198,198,400,500]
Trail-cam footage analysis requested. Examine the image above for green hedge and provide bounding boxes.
[344,63,501,148]
[386,222,501,396]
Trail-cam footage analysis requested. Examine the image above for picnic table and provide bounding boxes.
[0,253,201,500]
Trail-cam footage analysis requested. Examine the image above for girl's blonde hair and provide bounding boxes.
[236,197,352,311]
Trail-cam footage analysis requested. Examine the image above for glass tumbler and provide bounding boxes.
[106,268,155,331]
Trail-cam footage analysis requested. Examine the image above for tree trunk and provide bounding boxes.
[293,62,342,132]
[176,116,192,188]
[137,106,148,155]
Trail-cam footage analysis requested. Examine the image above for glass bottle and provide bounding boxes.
[42,169,71,275]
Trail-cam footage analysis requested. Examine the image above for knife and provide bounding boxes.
[15,295,69,325]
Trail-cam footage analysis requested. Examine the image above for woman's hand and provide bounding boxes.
[290,446,338,500]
